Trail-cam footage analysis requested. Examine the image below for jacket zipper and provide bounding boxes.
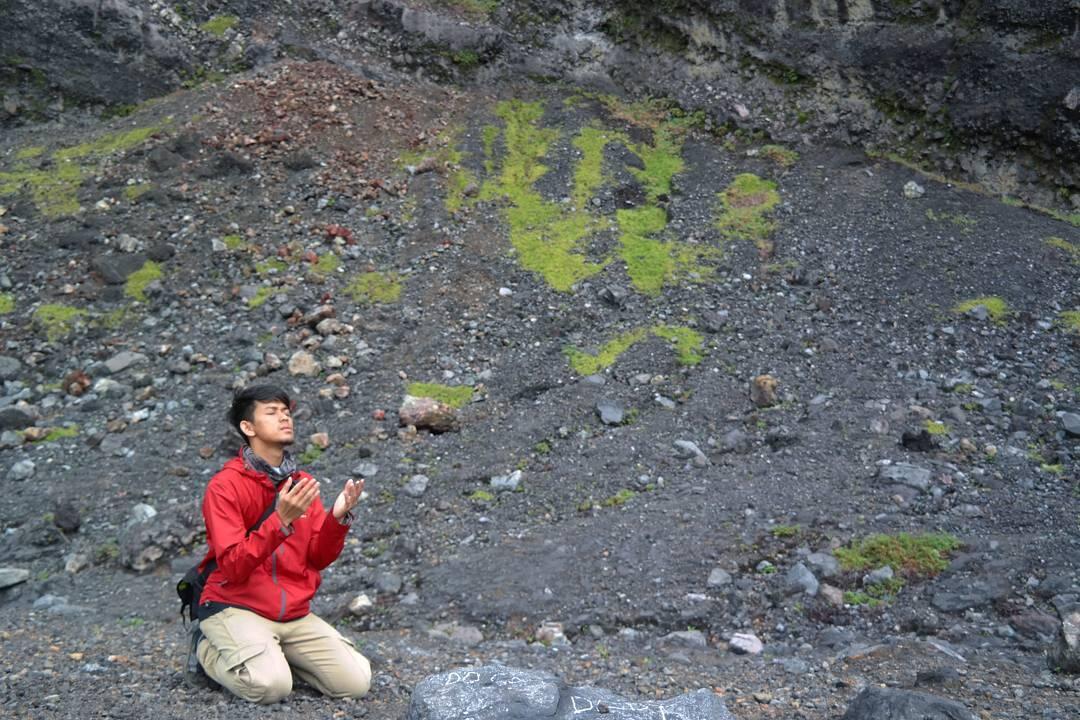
[271,548,287,620]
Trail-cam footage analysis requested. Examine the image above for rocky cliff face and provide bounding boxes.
[2,0,1077,204]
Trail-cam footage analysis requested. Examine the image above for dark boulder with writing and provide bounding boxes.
[407,665,734,720]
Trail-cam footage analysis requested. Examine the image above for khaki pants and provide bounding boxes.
[197,607,371,704]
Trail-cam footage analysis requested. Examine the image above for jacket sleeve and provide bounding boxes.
[204,481,289,583]
[306,496,350,571]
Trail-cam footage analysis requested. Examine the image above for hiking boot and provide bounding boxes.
[183,622,217,690]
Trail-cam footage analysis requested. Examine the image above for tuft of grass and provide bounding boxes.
[43,426,79,442]
[715,173,780,246]
[534,440,551,454]
[953,296,1010,324]
[310,253,340,277]
[770,524,799,538]
[1058,310,1080,334]
[222,234,245,250]
[256,258,287,275]
[247,286,281,309]
[406,382,473,408]
[924,420,949,436]
[346,271,402,304]
[33,304,87,341]
[451,49,480,67]
[200,15,238,37]
[123,183,152,201]
[759,144,799,167]
[0,293,13,314]
[15,146,45,160]
[299,445,323,465]
[1045,236,1080,264]
[602,488,637,507]
[468,489,495,503]
[835,533,961,577]
[124,260,162,302]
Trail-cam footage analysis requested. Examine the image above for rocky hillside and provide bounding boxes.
[0,2,1078,719]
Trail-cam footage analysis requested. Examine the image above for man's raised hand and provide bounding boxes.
[277,476,320,527]
[333,478,364,521]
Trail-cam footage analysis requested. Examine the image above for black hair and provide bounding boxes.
[229,384,292,444]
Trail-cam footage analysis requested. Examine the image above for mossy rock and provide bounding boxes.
[346,271,402,304]
[33,304,87,341]
[124,260,163,302]
[405,382,473,409]
[953,296,1010,324]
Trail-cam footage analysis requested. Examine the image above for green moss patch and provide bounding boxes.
[200,15,238,37]
[759,145,799,167]
[222,234,245,250]
[299,445,323,464]
[924,420,949,436]
[1058,310,1080,334]
[15,146,44,160]
[248,286,283,309]
[124,260,162,302]
[953,296,1010,324]
[123,183,152,201]
[43,425,79,442]
[310,253,340,277]
[1046,236,1080,264]
[481,100,606,292]
[406,382,474,408]
[835,533,961,577]
[346,271,402,304]
[0,293,13,314]
[468,489,495,502]
[715,173,780,245]
[565,324,704,375]
[1,124,167,217]
[33,304,87,341]
[256,259,288,275]
[602,488,637,507]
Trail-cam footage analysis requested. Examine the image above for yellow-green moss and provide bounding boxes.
[468,489,495,502]
[2,124,167,217]
[759,144,799,167]
[256,258,287,275]
[652,325,705,366]
[299,445,323,464]
[15,146,44,160]
[628,123,684,202]
[1058,310,1080,334]
[222,234,245,250]
[924,420,949,436]
[33,304,87,341]
[0,293,13,314]
[835,533,961,576]
[481,124,499,175]
[200,15,238,37]
[602,488,637,507]
[406,382,474,408]
[43,425,79,442]
[310,253,340,277]
[1046,237,1080,264]
[572,125,624,208]
[123,183,152,201]
[953,296,1010,324]
[564,327,650,375]
[346,271,402,304]
[926,208,976,231]
[564,324,704,374]
[715,173,780,243]
[97,306,132,330]
[248,286,282,309]
[481,99,606,292]
[124,260,162,302]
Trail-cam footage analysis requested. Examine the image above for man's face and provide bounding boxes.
[242,400,294,446]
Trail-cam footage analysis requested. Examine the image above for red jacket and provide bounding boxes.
[198,452,350,622]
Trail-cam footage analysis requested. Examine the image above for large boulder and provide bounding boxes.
[841,687,975,720]
[407,665,734,720]
[1050,607,1080,674]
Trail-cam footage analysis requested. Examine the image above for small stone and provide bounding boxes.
[806,552,840,578]
[0,407,33,431]
[1050,609,1080,673]
[309,432,330,449]
[399,395,459,433]
[664,629,708,647]
[10,459,35,481]
[785,562,819,596]
[707,568,732,588]
[750,374,779,408]
[288,350,321,377]
[490,470,522,492]
[876,462,931,492]
[104,351,147,375]
[718,428,751,454]
[820,584,845,606]
[348,593,374,616]
[536,622,569,645]
[595,400,624,425]
[863,565,894,586]
[903,181,925,199]
[729,632,763,655]
[130,503,157,524]
[404,474,430,498]
[375,572,403,595]
[0,356,22,381]
[64,553,89,574]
